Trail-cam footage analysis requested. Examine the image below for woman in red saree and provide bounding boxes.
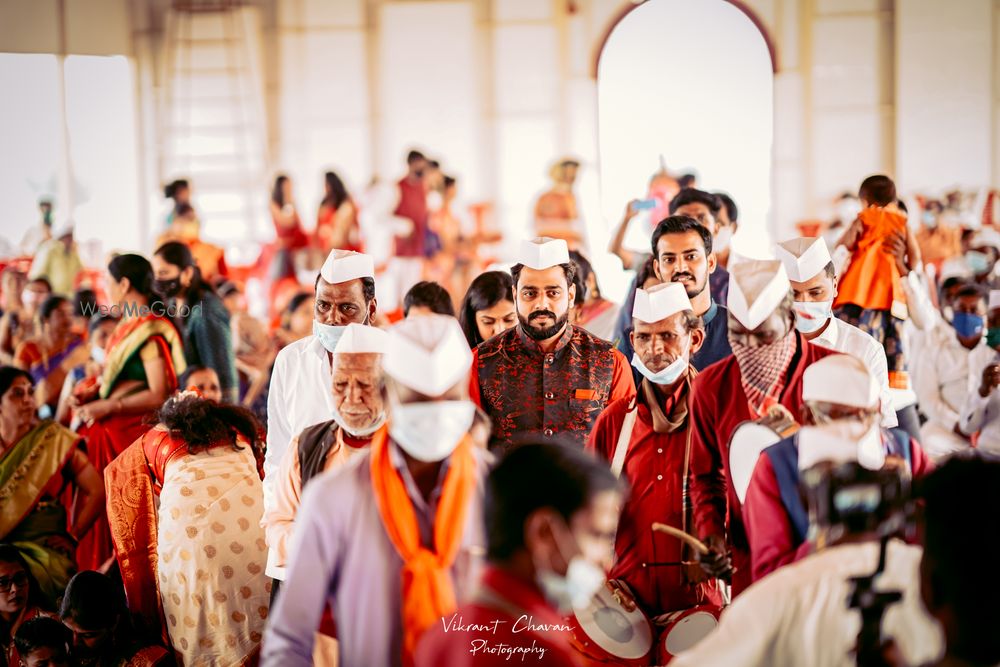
[0,368,104,607]
[106,391,269,665]
[73,254,186,571]
[14,295,88,416]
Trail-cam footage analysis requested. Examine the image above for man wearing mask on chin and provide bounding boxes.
[587,282,724,620]
[471,238,634,452]
[688,260,835,596]
[263,314,489,667]
[262,323,387,666]
[264,249,376,575]
[416,442,622,667]
[916,284,993,460]
[776,236,896,429]
[744,353,933,583]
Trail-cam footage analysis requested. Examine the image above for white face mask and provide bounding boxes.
[90,345,106,365]
[313,320,346,354]
[331,404,386,438]
[713,225,733,252]
[631,352,687,386]
[534,518,606,613]
[792,300,834,334]
[389,399,476,462]
[804,414,885,471]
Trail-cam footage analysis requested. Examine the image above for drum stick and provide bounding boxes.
[651,523,709,555]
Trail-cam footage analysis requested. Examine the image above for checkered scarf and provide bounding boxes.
[730,332,797,416]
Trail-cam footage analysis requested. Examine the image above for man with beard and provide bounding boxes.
[471,238,634,452]
[652,216,733,369]
[689,260,835,595]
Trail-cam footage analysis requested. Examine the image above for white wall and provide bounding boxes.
[896,0,993,193]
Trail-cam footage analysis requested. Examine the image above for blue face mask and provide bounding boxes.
[966,250,992,276]
[952,312,985,339]
[313,320,346,353]
[792,300,833,334]
[631,353,687,386]
[921,211,936,228]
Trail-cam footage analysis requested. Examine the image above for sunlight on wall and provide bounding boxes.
[597,0,774,258]
[0,53,140,256]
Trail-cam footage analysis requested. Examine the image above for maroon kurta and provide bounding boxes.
[471,325,635,452]
[394,177,427,257]
[588,377,723,616]
[688,332,835,595]
[744,432,934,583]
[415,565,583,667]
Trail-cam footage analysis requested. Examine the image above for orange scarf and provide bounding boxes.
[369,426,477,667]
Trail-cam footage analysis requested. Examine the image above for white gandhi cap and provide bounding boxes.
[802,354,879,410]
[320,248,375,285]
[775,237,833,283]
[727,260,791,330]
[518,237,570,270]
[383,314,472,396]
[333,323,388,355]
[632,282,693,323]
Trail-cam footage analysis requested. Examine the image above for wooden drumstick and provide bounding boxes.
[651,523,709,555]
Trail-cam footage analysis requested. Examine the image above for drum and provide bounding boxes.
[729,405,800,505]
[569,584,654,666]
[655,605,722,664]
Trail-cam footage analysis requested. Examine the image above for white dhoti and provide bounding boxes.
[919,421,973,461]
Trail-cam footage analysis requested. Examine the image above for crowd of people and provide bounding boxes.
[1,160,999,667]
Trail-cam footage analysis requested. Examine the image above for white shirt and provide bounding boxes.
[913,326,993,433]
[670,540,943,667]
[812,316,897,427]
[264,334,336,578]
[958,348,1000,456]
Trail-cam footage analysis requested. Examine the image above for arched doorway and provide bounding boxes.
[596,0,777,258]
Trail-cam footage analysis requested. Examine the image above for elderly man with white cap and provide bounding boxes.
[776,237,896,429]
[263,314,489,667]
[264,249,377,577]
[670,418,943,667]
[472,237,634,451]
[262,323,387,665]
[688,259,836,595]
[587,281,723,619]
[743,354,933,583]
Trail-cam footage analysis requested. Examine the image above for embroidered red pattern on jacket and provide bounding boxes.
[474,325,623,452]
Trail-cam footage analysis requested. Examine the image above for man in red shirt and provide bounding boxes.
[415,442,622,667]
[689,259,835,595]
[471,238,634,451]
[588,281,723,617]
[744,353,933,582]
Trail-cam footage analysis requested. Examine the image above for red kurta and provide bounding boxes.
[471,325,635,452]
[688,332,835,595]
[587,377,723,616]
[744,432,934,583]
[415,565,583,667]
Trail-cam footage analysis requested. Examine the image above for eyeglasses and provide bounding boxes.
[0,571,28,593]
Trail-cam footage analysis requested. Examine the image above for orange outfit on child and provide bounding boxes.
[834,206,908,315]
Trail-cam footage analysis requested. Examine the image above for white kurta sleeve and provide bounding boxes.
[913,345,960,430]
[264,348,291,511]
[866,339,898,428]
